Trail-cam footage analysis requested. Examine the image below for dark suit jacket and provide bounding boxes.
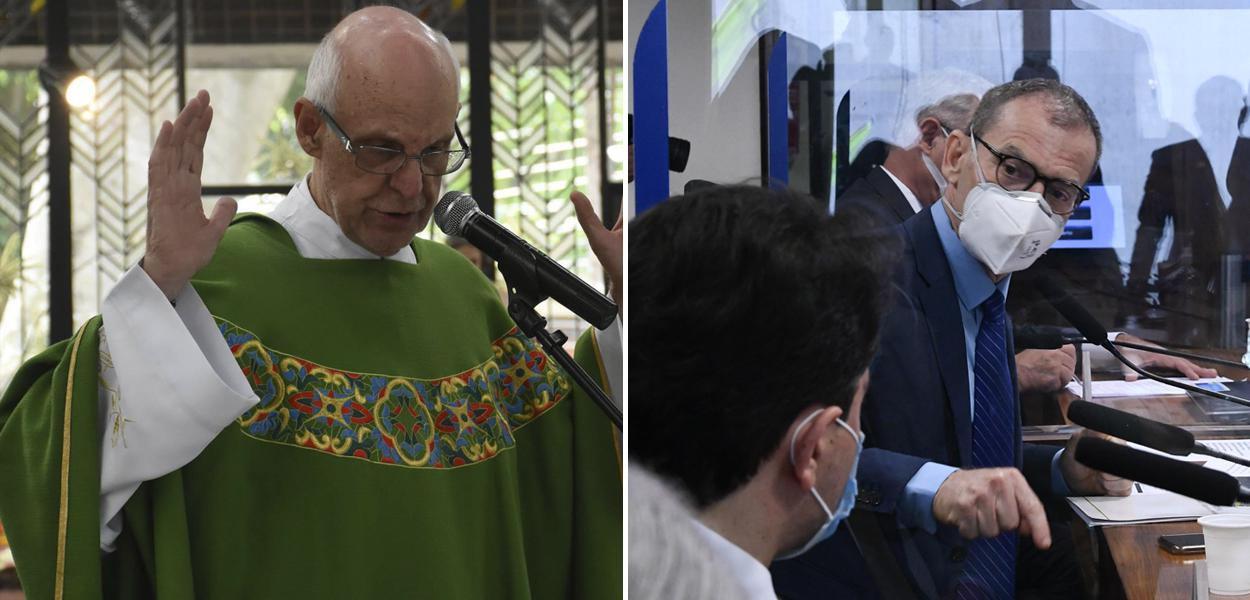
[836,165,917,226]
[771,206,1063,599]
[1126,138,1250,344]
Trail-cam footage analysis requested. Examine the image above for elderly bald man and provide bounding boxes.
[0,7,622,599]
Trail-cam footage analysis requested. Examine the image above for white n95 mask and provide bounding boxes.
[943,131,1065,276]
[921,125,950,196]
[922,152,948,197]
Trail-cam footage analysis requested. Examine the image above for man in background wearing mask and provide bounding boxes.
[629,185,896,599]
[839,93,977,221]
[774,79,1133,599]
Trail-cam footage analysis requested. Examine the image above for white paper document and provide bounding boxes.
[1063,377,1234,398]
[1067,439,1250,526]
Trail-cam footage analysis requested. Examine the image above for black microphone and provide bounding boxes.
[1110,339,1249,370]
[1068,400,1250,468]
[1014,324,1083,350]
[1035,278,1107,345]
[1037,276,1250,410]
[434,191,618,330]
[1074,437,1247,506]
[1068,400,1195,455]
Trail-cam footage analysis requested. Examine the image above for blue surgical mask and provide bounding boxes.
[776,411,865,560]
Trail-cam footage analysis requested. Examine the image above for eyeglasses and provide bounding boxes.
[317,106,470,176]
[974,136,1090,216]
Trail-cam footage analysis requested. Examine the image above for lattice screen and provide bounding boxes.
[0,3,49,386]
[69,0,179,325]
[490,0,606,337]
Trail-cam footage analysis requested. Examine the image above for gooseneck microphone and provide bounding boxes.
[1014,325,1083,350]
[434,191,617,330]
[1074,437,1249,506]
[1067,400,1250,468]
[1037,277,1250,409]
[1108,338,1249,370]
[435,191,622,430]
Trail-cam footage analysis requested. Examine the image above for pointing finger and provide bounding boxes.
[1015,480,1051,549]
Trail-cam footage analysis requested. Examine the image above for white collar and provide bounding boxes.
[690,519,779,600]
[266,175,418,264]
[880,165,923,215]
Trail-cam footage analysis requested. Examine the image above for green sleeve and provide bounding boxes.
[0,319,105,600]
[569,327,622,600]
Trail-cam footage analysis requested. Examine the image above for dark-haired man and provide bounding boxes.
[774,79,1133,598]
[630,186,896,599]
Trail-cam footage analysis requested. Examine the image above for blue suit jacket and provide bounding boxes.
[771,207,1063,599]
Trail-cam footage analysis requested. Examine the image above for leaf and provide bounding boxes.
[0,233,21,320]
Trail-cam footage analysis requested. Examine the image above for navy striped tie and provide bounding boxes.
[957,291,1017,599]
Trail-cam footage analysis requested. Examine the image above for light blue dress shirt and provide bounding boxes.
[896,205,1070,534]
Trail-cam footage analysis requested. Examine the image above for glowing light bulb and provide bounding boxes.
[64,74,95,109]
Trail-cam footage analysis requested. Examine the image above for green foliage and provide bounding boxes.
[0,233,22,321]
[0,70,41,113]
[250,71,314,181]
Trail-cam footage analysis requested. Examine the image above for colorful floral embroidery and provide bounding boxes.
[219,319,571,468]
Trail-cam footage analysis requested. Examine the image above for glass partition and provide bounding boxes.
[782,4,1250,353]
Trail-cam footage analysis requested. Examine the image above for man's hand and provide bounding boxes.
[1115,333,1219,381]
[571,190,622,317]
[1016,346,1076,393]
[143,89,237,300]
[1059,429,1133,496]
[932,468,1052,549]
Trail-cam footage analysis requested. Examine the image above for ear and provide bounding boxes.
[789,405,843,493]
[941,129,971,188]
[293,97,324,159]
[916,117,944,153]
[853,371,870,409]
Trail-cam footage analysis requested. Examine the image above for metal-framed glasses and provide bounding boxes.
[317,106,470,176]
[975,136,1090,216]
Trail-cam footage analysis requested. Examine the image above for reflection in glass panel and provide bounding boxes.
[787,7,1250,352]
[1053,9,1250,349]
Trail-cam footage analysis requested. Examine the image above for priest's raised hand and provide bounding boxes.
[141,89,237,301]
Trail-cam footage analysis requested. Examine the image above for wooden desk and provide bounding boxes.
[1099,521,1250,600]
[1027,352,1250,599]
[1101,521,1203,600]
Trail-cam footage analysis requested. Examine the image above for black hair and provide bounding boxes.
[628,185,897,508]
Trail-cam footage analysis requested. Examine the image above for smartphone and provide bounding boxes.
[1158,533,1205,555]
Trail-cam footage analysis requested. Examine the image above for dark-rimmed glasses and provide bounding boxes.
[317,106,470,176]
[974,135,1090,216]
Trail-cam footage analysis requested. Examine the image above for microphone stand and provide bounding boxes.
[496,241,623,430]
[1192,442,1250,469]
[1101,342,1250,410]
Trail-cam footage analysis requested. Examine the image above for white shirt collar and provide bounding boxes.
[880,165,923,215]
[690,519,779,600]
[267,175,418,264]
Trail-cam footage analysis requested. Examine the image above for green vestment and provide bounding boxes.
[0,215,621,599]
